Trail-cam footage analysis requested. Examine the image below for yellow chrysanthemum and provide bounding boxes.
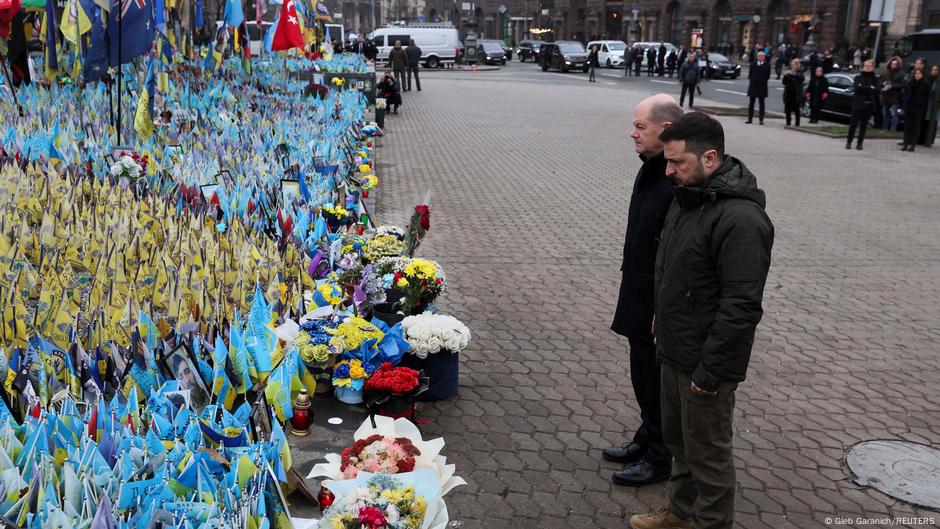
[404,259,437,280]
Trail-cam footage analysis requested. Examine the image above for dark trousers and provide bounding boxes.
[647,62,655,76]
[847,109,871,146]
[903,111,924,147]
[680,83,695,108]
[809,103,822,123]
[628,336,671,467]
[393,68,405,87]
[748,96,765,122]
[784,101,801,126]
[588,66,596,81]
[406,66,420,90]
[661,362,738,529]
[626,62,633,76]
[634,61,642,77]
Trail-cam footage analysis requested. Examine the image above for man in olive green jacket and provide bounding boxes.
[630,112,773,529]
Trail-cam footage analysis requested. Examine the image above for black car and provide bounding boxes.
[480,39,511,63]
[800,72,890,127]
[541,41,588,73]
[478,41,507,65]
[704,52,741,79]
[517,40,543,62]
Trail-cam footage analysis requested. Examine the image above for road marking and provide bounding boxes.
[712,80,736,84]
[776,87,785,91]
[650,79,675,85]
[606,82,618,86]
[715,88,748,96]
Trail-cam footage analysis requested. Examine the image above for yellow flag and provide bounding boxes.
[134,89,154,141]
[60,0,93,45]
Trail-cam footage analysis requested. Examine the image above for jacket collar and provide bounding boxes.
[671,156,733,209]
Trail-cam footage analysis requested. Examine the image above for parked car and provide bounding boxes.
[478,41,507,65]
[703,52,741,79]
[370,26,461,68]
[800,72,888,127]
[516,40,543,62]
[480,39,511,63]
[540,41,588,72]
[632,41,676,67]
[800,53,849,72]
[586,40,627,68]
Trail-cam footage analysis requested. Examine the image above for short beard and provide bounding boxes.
[668,160,708,187]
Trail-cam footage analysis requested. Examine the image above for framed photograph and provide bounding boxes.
[112,145,134,159]
[217,170,234,191]
[164,389,192,410]
[84,123,96,143]
[249,393,273,443]
[163,344,210,411]
[200,183,220,203]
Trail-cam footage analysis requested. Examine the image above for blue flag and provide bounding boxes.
[195,0,204,28]
[44,0,59,71]
[222,0,243,28]
[107,0,156,67]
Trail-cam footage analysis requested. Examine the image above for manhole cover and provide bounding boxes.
[845,440,940,509]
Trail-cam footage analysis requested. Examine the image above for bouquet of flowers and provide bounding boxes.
[340,435,422,479]
[400,314,471,359]
[322,204,351,230]
[362,235,405,263]
[403,205,430,257]
[318,474,428,529]
[365,363,420,394]
[298,319,340,392]
[389,259,446,316]
[110,154,145,181]
[329,316,386,353]
[376,225,405,240]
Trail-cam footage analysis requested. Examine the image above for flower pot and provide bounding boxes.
[384,289,404,304]
[401,351,459,401]
[335,385,364,404]
[307,357,338,394]
[372,302,404,326]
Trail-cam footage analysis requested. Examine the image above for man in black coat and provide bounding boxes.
[606,94,684,487]
[405,39,422,91]
[747,51,771,124]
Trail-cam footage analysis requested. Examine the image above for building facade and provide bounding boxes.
[329,0,940,54]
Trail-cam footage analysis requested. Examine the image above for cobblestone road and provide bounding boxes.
[368,63,940,529]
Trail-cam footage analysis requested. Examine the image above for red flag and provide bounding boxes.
[271,0,304,52]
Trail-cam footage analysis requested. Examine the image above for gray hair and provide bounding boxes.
[649,100,684,124]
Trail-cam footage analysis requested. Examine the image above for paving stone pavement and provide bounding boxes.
[363,64,940,528]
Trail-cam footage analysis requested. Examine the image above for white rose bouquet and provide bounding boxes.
[400,313,470,359]
[110,155,143,181]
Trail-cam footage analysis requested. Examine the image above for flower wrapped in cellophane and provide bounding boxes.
[308,416,465,500]
[315,473,449,529]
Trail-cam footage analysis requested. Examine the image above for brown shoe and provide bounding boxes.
[629,507,693,529]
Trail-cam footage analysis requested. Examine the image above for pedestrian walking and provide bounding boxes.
[881,56,908,131]
[629,111,774,529]
[607,93,684,488]
[634,46,645,77]
[774,44,786,79]
[377,72,402,114]
[847,59,881,150]
[747,51,771,124]
[805,66,829,123]
[678,54,700,108]
[647,47,656,77]
[405,39,422,91]
[901,68,931,151]
[666,50,677,78]
[853,47,862,71]
[922,65,940,146]
[658,43,666,77]
[782,58,804,127]
[388,40,407,86]
[588,45,599,82]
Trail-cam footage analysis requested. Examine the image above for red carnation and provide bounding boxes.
[358,506,388,528]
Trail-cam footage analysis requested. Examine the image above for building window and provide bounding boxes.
[713,0,731,46]
[768,0,790,45]
[666,1,682,44]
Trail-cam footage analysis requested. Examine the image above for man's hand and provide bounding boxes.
[651,314,657,345]
[690,381,718,396]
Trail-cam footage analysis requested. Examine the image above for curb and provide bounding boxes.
[784,125,905,140]
[695,106,785,119]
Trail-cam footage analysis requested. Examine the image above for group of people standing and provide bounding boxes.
[376,39,424,115]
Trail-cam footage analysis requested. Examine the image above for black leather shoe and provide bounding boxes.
[612,460,671,486]
[745,120,753,124]
[602,442,646,464]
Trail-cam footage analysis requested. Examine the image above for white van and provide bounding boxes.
[370,26,460,68]
[586,40,628,68]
